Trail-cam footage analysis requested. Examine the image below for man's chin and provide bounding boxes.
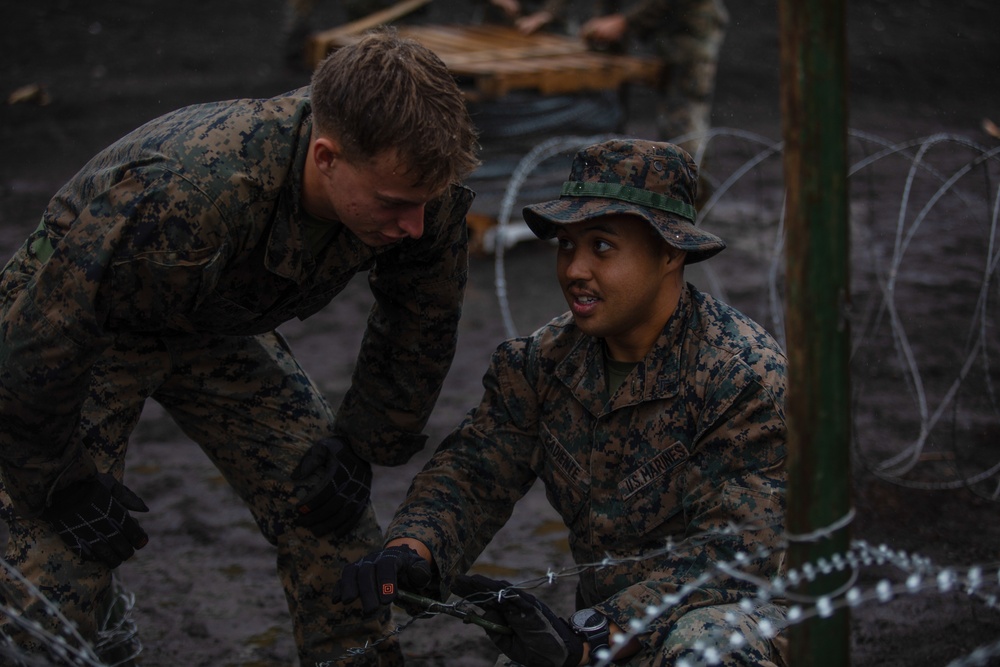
[571,317,604,339]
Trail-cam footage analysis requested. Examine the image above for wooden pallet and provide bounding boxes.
[308,24,662,99]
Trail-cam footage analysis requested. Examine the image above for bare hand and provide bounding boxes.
[516,11,555,35]
[580,14,628,46]
[489,0,522,19]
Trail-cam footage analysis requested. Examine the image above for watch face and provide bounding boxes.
[571,608,607,633]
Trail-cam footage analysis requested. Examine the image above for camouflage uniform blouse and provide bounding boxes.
[0,92,473,515]
[386,285,786,651]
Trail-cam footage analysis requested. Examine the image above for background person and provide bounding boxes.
[580,0,729,157]
[486,0,567,34]
[494,0,729,157]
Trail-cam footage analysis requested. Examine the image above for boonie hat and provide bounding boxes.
[522,139,726,264]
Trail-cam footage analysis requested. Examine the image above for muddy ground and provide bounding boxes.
[2,0,1000,665]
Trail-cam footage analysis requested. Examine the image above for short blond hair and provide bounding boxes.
[310,27,480,188]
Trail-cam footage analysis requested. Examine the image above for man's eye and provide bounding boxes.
[594,239,612,252]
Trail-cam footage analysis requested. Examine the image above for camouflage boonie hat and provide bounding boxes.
[522,139,726,263]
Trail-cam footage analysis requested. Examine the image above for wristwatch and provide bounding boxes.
[570,608,610,665]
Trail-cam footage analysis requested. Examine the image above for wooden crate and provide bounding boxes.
[308,24,662,100]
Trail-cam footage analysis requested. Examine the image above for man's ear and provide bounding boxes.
[661,243,687,277]
[670,247,688,267]
[312,136,342,175]
[656,235,686,266]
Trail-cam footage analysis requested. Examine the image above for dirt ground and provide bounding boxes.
[2,1,1000,665]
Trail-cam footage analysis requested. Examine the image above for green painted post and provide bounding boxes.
[777,0,852,664]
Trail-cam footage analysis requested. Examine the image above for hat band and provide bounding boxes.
[560,181,696,222]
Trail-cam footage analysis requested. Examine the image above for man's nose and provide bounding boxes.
[397,205,425,239]
[563,252,591,280]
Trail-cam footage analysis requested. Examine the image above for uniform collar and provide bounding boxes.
[262,117,373,282]
[555,287,691,414]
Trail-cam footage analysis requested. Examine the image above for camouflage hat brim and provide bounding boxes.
[523,195,726,264]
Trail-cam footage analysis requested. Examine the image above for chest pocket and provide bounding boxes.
[109,245,224,332]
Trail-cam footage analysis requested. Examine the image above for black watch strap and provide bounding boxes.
[570,608,610,664]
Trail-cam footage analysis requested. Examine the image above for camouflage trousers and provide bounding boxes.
[652,0,729,159]
[495,602,788,667]
[656,50,721,158]
[0,330,402,667]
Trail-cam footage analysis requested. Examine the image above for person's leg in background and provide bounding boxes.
[655,0,729,208]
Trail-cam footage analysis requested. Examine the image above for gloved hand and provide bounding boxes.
[41,472,149,569]
[451,574,583,667]
[292,437,372,538]
[335,545,433,615]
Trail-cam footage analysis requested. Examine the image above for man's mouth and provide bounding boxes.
[568,290,600,316]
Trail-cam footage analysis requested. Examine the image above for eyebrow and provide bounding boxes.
[375,183,445,208]
[375,192,424,207]
[580,221,622,235]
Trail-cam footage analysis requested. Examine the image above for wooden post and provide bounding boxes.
[777,0,853,664]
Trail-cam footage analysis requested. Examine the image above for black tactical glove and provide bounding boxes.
[451,574,583,667]
[41,472,149,569]
[292,436,372,538]
[335,545,433,615]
